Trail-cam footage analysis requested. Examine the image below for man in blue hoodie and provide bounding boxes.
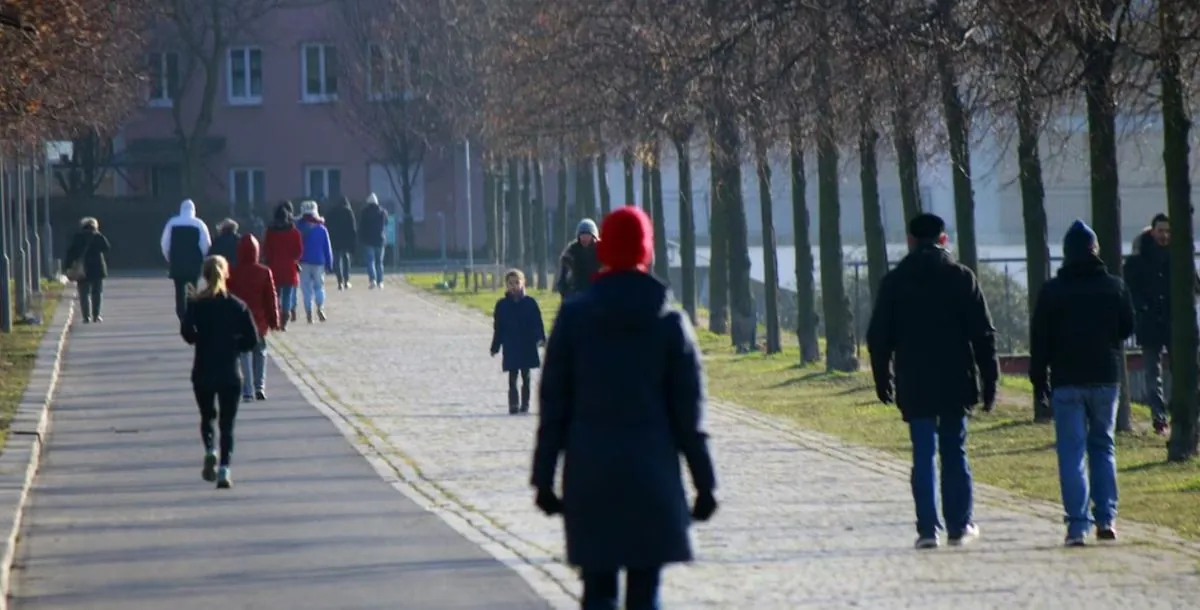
[296,200,334,323]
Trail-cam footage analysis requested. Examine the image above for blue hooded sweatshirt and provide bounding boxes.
[297,215,333,269]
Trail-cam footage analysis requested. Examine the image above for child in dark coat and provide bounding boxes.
[490,269,546,415]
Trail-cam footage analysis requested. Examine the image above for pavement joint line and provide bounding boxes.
[411,276,1200,561]
[268,334,581,608]
[0,296,75,610]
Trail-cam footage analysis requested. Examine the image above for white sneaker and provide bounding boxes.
[915,536,940,550]
[948,524,980,547]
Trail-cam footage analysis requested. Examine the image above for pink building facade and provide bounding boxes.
[113,2,487,254]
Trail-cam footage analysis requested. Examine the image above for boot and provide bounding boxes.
[317,307,327,322]
[520,385,531,413]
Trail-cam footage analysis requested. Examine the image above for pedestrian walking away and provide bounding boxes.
[296,200,334,323]
[1029,220,1136,547]
[555,218,600,300]
[180,255,261,489]
[532,206,718,609]
[263,201,303,330]
[490,269,546,414]
[359,193,389,289]
[325,195,358,290]
[63,216,111,323]
[161,198,212,321]
[209,218,242,266]
[866,212,999,550]
[228,233,280,402]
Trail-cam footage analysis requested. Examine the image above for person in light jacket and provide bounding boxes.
[161,199,212,321]
[296,200,333,323]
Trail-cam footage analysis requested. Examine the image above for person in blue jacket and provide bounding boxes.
[296,200,334,323]
[531,206,718,610]
[491,269,546,415]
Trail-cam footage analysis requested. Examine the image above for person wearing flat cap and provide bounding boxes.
[531,206,718,609]
[866,213,998,551]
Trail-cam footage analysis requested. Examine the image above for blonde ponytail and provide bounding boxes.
[189,256,230,300]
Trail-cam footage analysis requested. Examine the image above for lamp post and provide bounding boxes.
[13,149,27,319]
[30,145,41,290]
[0,151,11,332]
[42,142,52,279]
[465,138,474,271]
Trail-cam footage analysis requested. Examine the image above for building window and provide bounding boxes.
[148,52,179,106]
[227,47,263,104]
[150,166,182,198]
[230,168,266,206]
[305,167,341,199]
[368,162,424,222]
[301,43,338,101]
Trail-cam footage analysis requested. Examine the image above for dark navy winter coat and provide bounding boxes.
[531,271,717,570]
[491,294,546,372]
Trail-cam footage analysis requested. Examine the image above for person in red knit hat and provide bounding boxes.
[531,206,718,609]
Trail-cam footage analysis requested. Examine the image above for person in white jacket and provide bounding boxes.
[161,199,212,321]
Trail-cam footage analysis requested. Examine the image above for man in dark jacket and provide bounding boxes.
[325,196,358,290]
[1124,213,1172,435]
[555,218,601,299]
[358,193,389,289]
[160,199,212,321]
[866,213,998,550]
[532,207,717,609]
[209,218,241,266]
[1029,220,1134,547]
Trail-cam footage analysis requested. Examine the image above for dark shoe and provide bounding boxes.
[1096,525,1118,541]
[1154,420,1170,436]
[914,536,939,550]
[948,524,979,547]
[520,403,530,413]
[81,316,90,324]
[255,390,267,401]
[344,281,352,289]
[337,282,344,291]
[317,308,326,322]
[509,404,520,415]
[202,453,217,482]
[216,466,232,489]
[290,309,297,322]
[306,311,314,324]
[1065,533,1087,547]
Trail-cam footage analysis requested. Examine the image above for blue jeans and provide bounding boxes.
[908,415,973,538]
[276,284,296,316]
[239,335,267,395]
[333,249,353,285]
[299,263,326,313]
[363,245,384,284]
[1052,384,1119,537]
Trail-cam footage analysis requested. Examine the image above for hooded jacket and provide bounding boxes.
[160,200,212,280]
[297,214,334,268]
[325,199,358,250]
[227,234,280,337]
[359,199,389,248]
[262,215,303,287]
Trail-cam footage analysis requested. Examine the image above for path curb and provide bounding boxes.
[0,297,75,610]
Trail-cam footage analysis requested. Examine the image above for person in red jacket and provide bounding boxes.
[228,233,280,401]
[262,201,303,330]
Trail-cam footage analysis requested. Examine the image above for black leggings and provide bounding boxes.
[508,369,531,407]
[194,385,242,466]
[581,566,662,610]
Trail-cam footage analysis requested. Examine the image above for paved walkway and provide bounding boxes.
[11,279,551,610]
[266,274,1200,609]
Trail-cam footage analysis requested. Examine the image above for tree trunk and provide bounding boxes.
[714,104,756,352]
[935,8,978,273]
[1015,62,1052,422]
[756,136,782,354]
[554,158,569,287]
[1083,39,1131,432]
[399,160,417,260]
[893,108,923,224]
[816,51,858,372]
[623,148,636,206]
[1161,1,1199,460]
[506,158,524,269]
[575,157,596,220]
[790,127,821,364]
[597,153,611,216]
[674,134,698,324]
[858,117,888,301]
[532,158,549,290]
[495,159,507,266]
[521,157,534,279]
[650,141,670,283]
[482,162,497,264]
[641,160,651,212]
[708,135,729,334]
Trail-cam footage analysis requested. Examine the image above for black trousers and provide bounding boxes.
[580,566,662,610]
[173,277,197,321]
[508,369,531,407]
[77,279,103,319]
[194,385,242,466]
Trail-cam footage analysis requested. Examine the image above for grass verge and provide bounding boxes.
[407,272,1200,541]
[0,283,64,454]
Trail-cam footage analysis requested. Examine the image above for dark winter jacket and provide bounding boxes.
[209,229,240,266]
[491,293,546,372]
[531,271,717,569]
[1125,234,1172,347]
[866,244,999,422]
[556,240,601,298]
[325,199,358,251]
[359,202,389,248]
[227,234,280,337]
[262,219,303,287]
[181,292,260,391]
[160,200,212,280]
[63,226,111,281]
[1028,256,1135,402]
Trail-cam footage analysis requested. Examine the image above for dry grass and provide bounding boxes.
[0,283,64,452]
[408,272,1200,541]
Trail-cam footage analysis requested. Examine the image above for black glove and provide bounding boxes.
[691,490,718,522]
[981,380,997,413]
[534,488,563,516]
[874,380,894,405]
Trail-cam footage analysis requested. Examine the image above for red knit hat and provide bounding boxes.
[596,207,654,272]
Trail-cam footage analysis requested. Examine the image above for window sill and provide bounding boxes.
[300,95,338,105]
[228,97,264,107]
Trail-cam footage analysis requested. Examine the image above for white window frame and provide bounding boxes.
[226,46,264,105]
[229,167,266,206]
[300,43,338,103]
[304,166,342,199]
[147,51,178,107]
